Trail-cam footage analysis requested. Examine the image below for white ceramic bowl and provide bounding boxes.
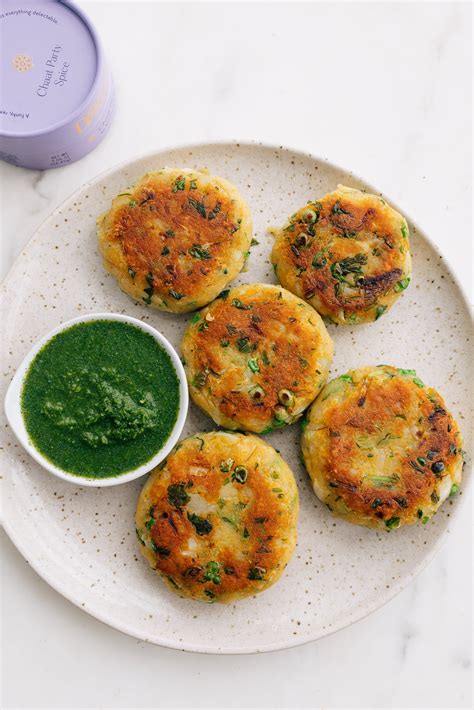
[4,312,188,487]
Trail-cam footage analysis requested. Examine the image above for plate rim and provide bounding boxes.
[1,139,472,654]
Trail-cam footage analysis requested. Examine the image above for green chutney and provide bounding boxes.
[21,320,180,478]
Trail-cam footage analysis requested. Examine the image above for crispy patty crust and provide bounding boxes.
[271,185,412,324]
[301,365,463,529]
[97,168,252,313]
[181,283,334,433]
[136,431,299,602]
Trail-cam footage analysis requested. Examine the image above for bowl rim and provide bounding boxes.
[3,312,189,487]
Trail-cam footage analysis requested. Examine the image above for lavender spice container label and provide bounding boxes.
[0,0,114,169]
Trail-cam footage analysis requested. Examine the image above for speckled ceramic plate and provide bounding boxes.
[1,142,471,653]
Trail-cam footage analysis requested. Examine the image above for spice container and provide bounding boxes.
[0,0,114,169]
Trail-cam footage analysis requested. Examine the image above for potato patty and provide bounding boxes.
[301,366,463,530]
[271,185,412,324]
[181,283,334,433]
[135,431,299,602]
[97,168,252,313]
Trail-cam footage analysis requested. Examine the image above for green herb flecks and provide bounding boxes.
[142,272,155,304]
[203,561,221,584]
[312,250,328,269]
[331,254,367,283]
[172,176,186,192]
[194,436,204,451]
[376,433,399,447]
[332,201,351,216]
[189,244,212,260]
[167,483,190,508]
[188,197,206,218]
[192,370,208,388]
[375,305,387,320]
[261,416,288,434]
[409,460,426,474]
[145,507,156,530]
[208,202,221,221]
[366,474,399,488]
[187,512,213,536]
[394,277,410,292]
[230,218,242,234]
[338,374,353,383]
[221,515,238,530]
[151,542,171,557]
[142,288,153,305]
[356,435,372,450]
[169,289,185,300]
[236,336,252,353]
[232,298,251,310]
[248,358,260,373]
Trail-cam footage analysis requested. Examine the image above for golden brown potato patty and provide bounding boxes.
[97,168,252,313]
[301,366,463,529]
[271,185,412,324]
[181,283,333,433]
[136,431,298,602]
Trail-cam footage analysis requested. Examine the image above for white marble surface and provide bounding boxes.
[0,1,472,708]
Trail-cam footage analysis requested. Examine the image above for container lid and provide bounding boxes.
[0,1,99,136]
